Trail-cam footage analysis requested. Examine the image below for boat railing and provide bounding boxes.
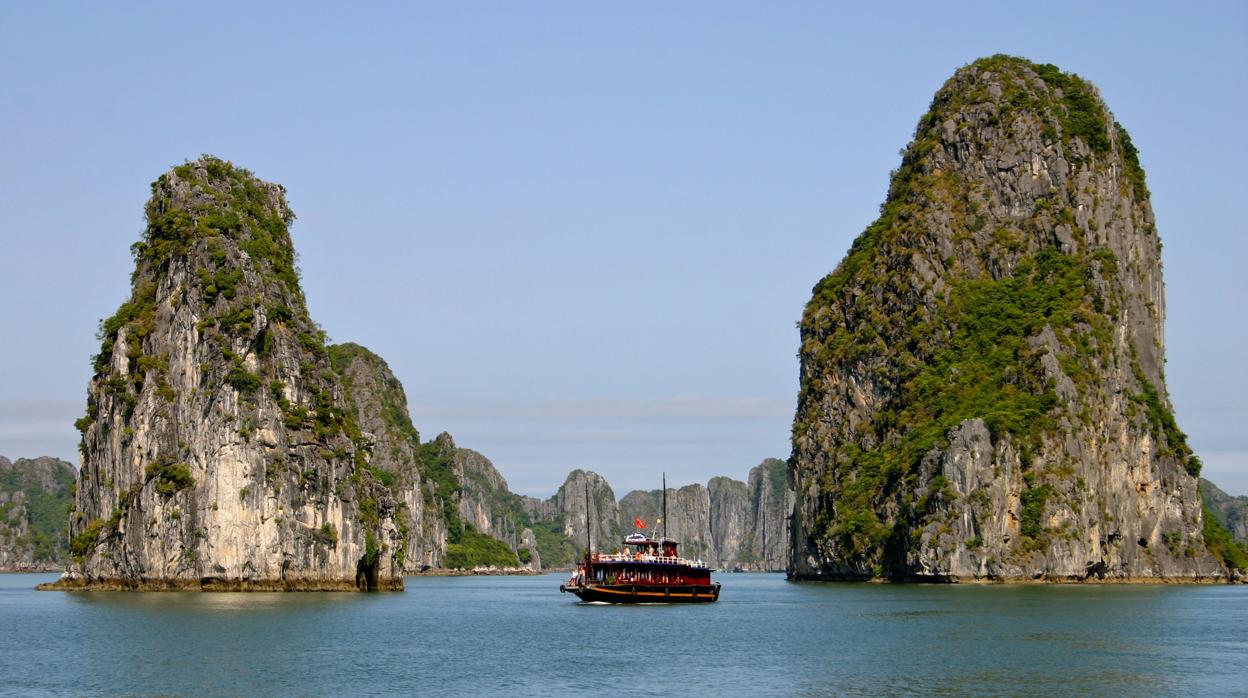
[590,552,709,569]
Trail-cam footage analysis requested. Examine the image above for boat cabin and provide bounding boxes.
[623,532,679,558]
[575,533,713,586]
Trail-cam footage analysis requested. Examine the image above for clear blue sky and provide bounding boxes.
[2,2,1245,496]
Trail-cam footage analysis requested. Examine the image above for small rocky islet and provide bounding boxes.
[26,54,1247,590]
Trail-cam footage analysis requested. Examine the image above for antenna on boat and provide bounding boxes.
[662,472,667,541]
[585,477,592,555]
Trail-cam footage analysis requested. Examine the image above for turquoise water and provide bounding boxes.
[3,573,1246,697]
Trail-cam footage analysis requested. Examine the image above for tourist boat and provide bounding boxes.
[559,474,721,604]
[559,532,721,603]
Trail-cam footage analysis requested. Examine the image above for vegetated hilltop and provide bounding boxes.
[52,158,406,590]
[0,456,75,570]
[790,55,1243,581]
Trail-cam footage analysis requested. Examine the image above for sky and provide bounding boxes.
[1,2,1245,497]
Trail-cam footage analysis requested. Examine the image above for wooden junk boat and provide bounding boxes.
[559,474,720,604]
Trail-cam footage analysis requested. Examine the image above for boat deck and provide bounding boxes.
[589,552,710,569]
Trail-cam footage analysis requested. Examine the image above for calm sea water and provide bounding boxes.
[2,573,1246,697]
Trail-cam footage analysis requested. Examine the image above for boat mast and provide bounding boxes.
[662,472,667,541]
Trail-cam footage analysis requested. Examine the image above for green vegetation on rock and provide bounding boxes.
[70,518,105,560]
[809,246,1110,558]
[444,525,519,569]
[529,519,578,568]
[1202,504,1248,571]
[145,459,194,496]
[1130,359,1198,474]
[0,459,76,566]
[417,440,462,540]
[792,55,1207,580]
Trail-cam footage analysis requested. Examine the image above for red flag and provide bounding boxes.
[634,518,646,529]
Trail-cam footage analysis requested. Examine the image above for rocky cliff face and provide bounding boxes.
[54,157,404,590]
[708,477,748,566]
[790,56,1231,581]
[449,435,540,570]
[619,484,715,562]
[0,456,76,570]
[328,342,448,570]
[746,458,793,571]
[533,470,620,559]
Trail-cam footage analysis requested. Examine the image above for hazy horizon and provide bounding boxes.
[2,3,1245,497]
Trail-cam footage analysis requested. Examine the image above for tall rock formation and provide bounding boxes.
[535,470,620,559]
[0,456,76,570]
[746,458,793,571]
[708,477,749,566]
[790,56,1232,581]
[327,342,448,570]
[52,157,404,590]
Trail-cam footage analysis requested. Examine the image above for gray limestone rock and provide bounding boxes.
[708,477,748,567]
[610,460,793,571]
[544,469,621,556]
[617,484,715,564]
[328,343,447,571]
[450,435,534,566]
[789,56,1228,582]
[745,458,794,571]
[49,157,404,590]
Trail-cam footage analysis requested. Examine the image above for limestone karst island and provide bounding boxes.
[11,56,1245,593]
[788,55,1245,582]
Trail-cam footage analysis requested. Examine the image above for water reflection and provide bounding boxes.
[64,588,361,614]
[5,573,1246,697]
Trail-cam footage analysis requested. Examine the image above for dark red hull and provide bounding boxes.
[560,582,721,603]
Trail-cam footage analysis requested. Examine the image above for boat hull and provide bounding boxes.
[560,582,721,603]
